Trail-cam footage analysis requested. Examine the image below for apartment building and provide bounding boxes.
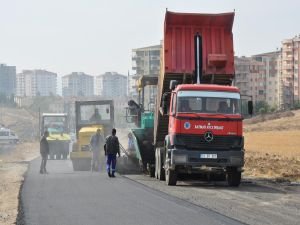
[16,70,57,97]
[130,44,161,98]
[281,36,300,108]
[0,64,16,95]
[234,52,281,109]
[252,51,282,108]
[95,72,127,97]
[62,72,94,97]
[234,56,265,103]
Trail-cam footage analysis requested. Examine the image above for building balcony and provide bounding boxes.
[283,65,293,70]
[150,56,160,60]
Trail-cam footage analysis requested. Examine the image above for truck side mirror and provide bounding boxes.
[248,101,253,115]
[169,80,179,90]
[161,92,170,115]
[162,101,168,115]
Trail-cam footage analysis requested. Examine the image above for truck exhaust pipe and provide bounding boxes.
[194,33,203,84]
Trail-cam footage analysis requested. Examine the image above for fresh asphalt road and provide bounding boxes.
[21,158,244,225]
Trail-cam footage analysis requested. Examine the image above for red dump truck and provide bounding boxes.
[126,11,253,186]
[152,11,253,186]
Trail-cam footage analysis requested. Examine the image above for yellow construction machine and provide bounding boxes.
[70,100,114,171]
[41,113,71,160]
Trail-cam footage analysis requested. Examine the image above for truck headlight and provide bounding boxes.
[173,154,187,163]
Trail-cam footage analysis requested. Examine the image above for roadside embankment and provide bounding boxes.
[244,110,300,182]
[0,142,38,225]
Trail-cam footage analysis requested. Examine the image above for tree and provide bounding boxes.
[294,101,300,110]
[255,101,270,114]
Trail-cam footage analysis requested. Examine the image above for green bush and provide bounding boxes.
[259,107,267,114]
[255,101,270,114]
[294,102,300,109]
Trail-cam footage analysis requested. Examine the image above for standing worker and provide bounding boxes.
[104,128,120,177]
[40,131,49,174]
[90,129,104,171]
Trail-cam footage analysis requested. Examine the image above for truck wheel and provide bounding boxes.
[155,149,158,179]
[165,169,177,186]
[149,166,155,178]
[227,167,241,187]
[157,149,165,181]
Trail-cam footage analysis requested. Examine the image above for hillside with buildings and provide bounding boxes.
[235,35,300,111]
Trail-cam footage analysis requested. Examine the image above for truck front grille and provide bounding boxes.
[175,135,243,151]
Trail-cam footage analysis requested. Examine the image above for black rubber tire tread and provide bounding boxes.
[227,167,241,187]
[165,169,177,186]
[149,166,155,178]
[158,149,165,181]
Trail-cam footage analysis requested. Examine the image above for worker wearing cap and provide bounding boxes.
[90,129,104,172]
[40,131,49,174]
[104,128,120,177]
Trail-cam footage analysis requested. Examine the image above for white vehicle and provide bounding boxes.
[0,127,19,144]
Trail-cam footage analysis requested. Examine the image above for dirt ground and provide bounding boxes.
[244,110,300,182]
[0,142,39,225]
[0,107,38,141]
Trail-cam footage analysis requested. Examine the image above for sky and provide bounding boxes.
[0,0,299,78]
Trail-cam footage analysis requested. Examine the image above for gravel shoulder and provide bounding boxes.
[124,174,300,225]
[0,142,39,225]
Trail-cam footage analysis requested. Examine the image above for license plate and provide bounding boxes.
[200,154,217,159]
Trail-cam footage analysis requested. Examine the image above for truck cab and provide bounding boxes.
[160,83,250,186]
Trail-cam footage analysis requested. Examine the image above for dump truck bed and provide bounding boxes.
[155,11,235,146]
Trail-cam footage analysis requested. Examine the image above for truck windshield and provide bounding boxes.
[177,91,241,115]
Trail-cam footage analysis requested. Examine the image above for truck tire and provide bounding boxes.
[149,166,155,178]
[157,149,165,181]
[165,169,177,186]
[155,149,159,179]
[227,167,241,187]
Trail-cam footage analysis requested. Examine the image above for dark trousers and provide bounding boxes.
[106,154,117,174]
[40,154,48,173]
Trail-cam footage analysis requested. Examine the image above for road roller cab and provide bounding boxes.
[41,113,71,160]
[70,100,114,171]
